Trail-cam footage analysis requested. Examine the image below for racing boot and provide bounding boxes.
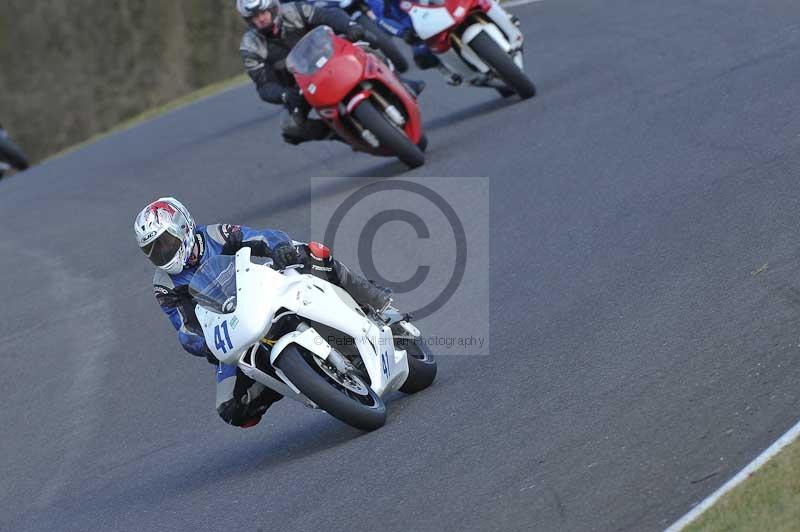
[332,260,393,312]
[412,44,441,70]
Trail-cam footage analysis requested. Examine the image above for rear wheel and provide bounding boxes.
[469,31,536,100]
[358,15,410,73]
[397,337,437,393]
[276,344,387,431]
[352,100,425,169]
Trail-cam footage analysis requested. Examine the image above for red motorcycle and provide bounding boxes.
[401,0,536,99]
[287,26,426,169]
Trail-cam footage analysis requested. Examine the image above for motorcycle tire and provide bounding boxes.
[276,344,387,431]
[0,135,30,171]
[397,337,437,394]
[469,31,536,100]
[358,16,410,73]
[417,134,428,152]
[352,100,425,168]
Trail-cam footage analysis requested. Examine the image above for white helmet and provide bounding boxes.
[134,197,195,275]
[237,0,281,31]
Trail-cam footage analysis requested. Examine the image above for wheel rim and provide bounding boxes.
[308,355,383,409]
[312,356,370,396]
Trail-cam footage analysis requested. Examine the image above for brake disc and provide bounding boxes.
[313,357,370,396]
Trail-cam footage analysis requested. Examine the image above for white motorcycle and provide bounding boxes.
[189,247,437,431]
[401,0,536,99]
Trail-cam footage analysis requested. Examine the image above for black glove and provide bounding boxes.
[345,23,378,44]
[272,241,300,270]
[282,88,307,114]
[345,22,365,42]
[364,29,380,45]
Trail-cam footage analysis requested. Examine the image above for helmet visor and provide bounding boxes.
[141,231,182,267]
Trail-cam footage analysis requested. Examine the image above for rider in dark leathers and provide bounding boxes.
[238,0,423,144]
[134,197,391,428]
[361,0,442,70]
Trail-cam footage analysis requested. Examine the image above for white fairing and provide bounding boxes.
[195,248,300,365]
[407,6,456,39]
[195,248,410,402]
[486,2,524,50]
[461,23,510,72]
[407,0,526,82]
[273,274,409,396]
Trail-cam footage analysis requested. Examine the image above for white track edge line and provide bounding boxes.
[504,0,545,8]
[665,417,800,531]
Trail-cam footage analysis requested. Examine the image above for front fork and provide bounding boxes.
[435,2,525,84]
[237,343,320,408]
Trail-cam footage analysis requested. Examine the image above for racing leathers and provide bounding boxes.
[363,0,441,69]
[240,2,362,145]
[153,223,391,428]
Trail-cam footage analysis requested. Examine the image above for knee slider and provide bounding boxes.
[217,399,249,427]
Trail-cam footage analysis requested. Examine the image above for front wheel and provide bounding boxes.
[469,32,536,100]
[276,345,387,431]
[352,100,425,169]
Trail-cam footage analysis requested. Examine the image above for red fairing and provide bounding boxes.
[406,0,487,49]
[289,30,424,153]
[294,40,366,109]
[428,31,452,53]
[363,55,423,145]
[445,0,482,17]
[308,242,331,260]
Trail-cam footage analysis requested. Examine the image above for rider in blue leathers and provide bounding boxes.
[362,0,442,70]
[134,198,391,428]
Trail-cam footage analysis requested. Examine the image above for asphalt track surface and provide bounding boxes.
[3,1,800,530]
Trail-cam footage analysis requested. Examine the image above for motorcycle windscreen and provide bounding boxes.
[189,255,238,313]
[287,26,335,75]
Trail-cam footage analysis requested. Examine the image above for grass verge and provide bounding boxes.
[686,437,800,531]
[45,73,248,162]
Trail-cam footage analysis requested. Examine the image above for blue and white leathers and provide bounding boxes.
[153,223,290,359]
[152,224,291,427]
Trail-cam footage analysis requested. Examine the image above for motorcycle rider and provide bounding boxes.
[238,0,424,145]
[362,0,443,72]
[134,197,391,428]
[363,0,522,89]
